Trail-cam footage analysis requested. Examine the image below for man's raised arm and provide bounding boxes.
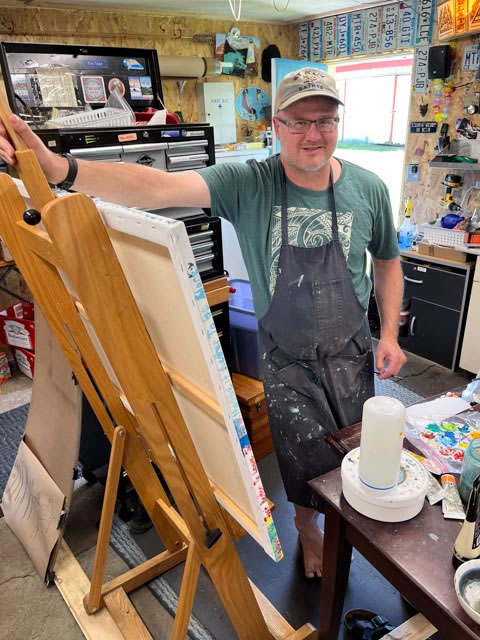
[0,114,211,210]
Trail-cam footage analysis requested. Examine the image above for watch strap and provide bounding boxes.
[56,153,78,190]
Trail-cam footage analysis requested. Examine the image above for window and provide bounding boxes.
[333,55,413,225]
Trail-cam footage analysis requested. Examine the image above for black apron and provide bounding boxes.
[259,165,375,511]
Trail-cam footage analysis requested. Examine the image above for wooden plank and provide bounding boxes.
[18,223,64,269]
[54,541,124,640]
[171,544,201,640]
[101,546,188,603]
[86,427,126,614]
[250,580,316,640]
[383,613,437,640]
[104,587,153,640]
[164,365,224,424]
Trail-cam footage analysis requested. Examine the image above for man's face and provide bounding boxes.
[274,96,339,174]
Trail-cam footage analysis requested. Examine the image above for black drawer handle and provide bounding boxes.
[409,315,416,336]
[404,276,424,285]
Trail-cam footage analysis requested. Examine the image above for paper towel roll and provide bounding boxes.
[358,396,406,493]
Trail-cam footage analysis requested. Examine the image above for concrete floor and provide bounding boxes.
[0,351,475,640]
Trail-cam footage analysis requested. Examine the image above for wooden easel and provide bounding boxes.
[0,98,316,640]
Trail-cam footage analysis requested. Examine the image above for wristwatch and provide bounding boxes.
[55,153,78,190]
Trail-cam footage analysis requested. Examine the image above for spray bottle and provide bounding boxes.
[398,197,415,250]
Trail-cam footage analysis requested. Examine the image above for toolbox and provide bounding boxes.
[232,372,274,461]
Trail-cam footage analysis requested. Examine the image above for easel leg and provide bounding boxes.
[318,503,352,640]
[85,426,126,614]
[202,533,273,640]
[171,543,202,640]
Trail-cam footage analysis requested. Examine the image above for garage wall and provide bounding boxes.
[402,35,480,228]
[0,6,297,139]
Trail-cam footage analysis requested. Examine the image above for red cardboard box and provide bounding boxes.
[14,346,35,379]
[0,302,35,350]
[0,351,11,383]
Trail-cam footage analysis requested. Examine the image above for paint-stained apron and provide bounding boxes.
[259,166,375,511]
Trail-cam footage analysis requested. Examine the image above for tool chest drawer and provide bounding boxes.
[209,301,231,368]
[402,261,465,311]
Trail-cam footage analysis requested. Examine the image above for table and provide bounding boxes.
[310,397,480,640]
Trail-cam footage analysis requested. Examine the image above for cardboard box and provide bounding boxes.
[0,302,35,350]
[14,346,35,379]
[0,351,11,384]
[0,237,13,262]
[417,243,473,262]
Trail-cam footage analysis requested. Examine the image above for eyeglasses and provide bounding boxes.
[276,117,340,134]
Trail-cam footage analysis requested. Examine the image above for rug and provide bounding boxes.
[0,403,28,501]
[374,377,424,406]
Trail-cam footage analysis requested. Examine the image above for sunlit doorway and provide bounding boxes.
[333,55,413,225]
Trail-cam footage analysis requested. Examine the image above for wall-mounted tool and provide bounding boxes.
[439,173,463,211]
[434,123,450,153]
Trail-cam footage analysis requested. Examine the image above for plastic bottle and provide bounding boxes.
[265,127,273,149]
[398,197,415,250]
[358,396,406,494]
[453,471,480,568]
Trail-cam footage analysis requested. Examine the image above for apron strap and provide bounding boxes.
[281,162,339,245]
[329,165,339,241]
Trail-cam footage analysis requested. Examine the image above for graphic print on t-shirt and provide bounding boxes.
[269,205,353,294]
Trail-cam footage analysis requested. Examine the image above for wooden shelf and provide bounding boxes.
[400,250,475,271]
[429,161,479,170]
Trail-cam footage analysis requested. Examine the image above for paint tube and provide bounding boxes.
[426,471,446,505]
[441,474,466,520]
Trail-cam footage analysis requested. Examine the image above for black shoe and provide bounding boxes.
[128,499,153,534]
[344,609,394,639]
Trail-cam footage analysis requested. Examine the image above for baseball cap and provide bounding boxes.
[274,67,343,113]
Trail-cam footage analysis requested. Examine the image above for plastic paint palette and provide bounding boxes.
[341,448,428,523]
[418,421,480,466]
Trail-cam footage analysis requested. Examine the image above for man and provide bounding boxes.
[0,68,406,578]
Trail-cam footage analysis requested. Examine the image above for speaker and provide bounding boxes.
[428,45,451,79]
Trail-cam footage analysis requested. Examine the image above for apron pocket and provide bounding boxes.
[314,279,342,330]
[324,351,371,401]
[265,347,316,403]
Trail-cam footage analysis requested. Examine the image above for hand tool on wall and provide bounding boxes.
[439,173,463,211]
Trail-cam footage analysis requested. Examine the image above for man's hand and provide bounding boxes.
[0,113,67,184]
[375,335,406,379]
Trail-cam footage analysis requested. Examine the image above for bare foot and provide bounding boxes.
[294,504,324,578]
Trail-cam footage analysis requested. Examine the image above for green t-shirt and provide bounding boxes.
[197,154,399,320]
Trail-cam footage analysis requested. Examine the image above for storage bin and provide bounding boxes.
[229,279,262,380]
[422,223,467,248]
[46,107,133,130]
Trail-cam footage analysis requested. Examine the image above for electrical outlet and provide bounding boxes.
[407,164,420,182]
